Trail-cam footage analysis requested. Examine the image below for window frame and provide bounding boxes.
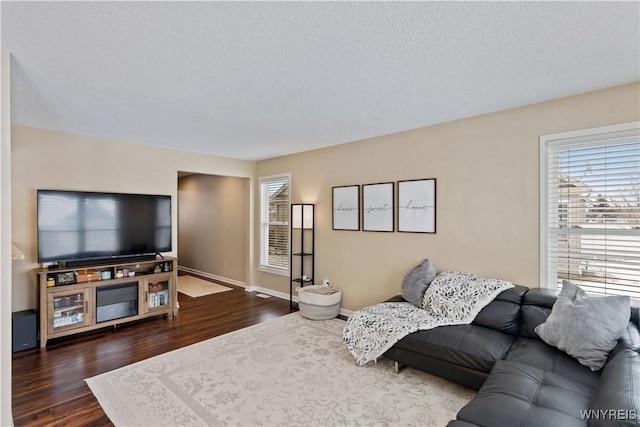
[258,173,291,276]
[539,121,640,296]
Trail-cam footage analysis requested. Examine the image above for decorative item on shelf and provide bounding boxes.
[55,271,77,286]
[77,269,101,283]
[46,276,55,287]
[149,282,165,292]
[290,203,315,310]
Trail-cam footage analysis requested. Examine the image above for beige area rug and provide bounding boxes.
[177,275,233,297]
[85,313,475,426]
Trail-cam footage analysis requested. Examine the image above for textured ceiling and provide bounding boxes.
[2,1,639,161]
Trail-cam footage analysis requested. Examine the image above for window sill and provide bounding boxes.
[258,265,289,277]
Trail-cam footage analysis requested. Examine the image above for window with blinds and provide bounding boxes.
[259,174,290,273]
[540,122,640,299]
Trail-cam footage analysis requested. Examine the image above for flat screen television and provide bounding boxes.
[37,190,172,265]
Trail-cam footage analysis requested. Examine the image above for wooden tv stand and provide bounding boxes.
[37,257,178,348]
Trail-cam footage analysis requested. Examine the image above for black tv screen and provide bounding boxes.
[37,190,172,264]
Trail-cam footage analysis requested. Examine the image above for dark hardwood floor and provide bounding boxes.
[12,276,291,426]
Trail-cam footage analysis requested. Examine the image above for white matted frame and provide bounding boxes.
[397,178,436,233]
[362,182,394,232]
[332,185,360,231]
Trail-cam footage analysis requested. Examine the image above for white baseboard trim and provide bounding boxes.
[178,267,355,318]
[178,266,247,288]
[245,285,292,300]
[245,284,354,318]
[339,308,354,317]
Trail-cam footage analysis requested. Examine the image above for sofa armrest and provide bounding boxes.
[589,349,640,427]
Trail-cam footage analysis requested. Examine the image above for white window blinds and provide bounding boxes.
[541,122,640,299]
[259,174,290,272]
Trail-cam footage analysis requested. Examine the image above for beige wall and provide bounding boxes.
[254,82,640,311]
[9,83,640,315]
[178,174,249,284]
[11,125,255,311]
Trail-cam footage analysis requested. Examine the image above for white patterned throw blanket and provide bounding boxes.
[343,271,514,365]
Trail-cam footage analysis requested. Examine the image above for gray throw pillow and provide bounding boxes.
[534,280,630,371]
[401,259,436,308]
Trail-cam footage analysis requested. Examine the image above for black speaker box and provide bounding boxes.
[12,309,38,352]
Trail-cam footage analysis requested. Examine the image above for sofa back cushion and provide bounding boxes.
[472,285,528,336]
[519,288,558,338]
[588,349,640,427]
[608,321,640,362]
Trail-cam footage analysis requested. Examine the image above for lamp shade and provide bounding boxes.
[292,204,314,229]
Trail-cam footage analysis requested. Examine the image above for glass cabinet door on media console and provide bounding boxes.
[47,288,91,334]
[142,274,173,314]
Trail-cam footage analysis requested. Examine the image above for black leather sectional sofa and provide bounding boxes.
[384,286,640,426]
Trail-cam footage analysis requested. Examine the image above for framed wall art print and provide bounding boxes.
[397,178,436,233]
[362,182,394,232]
[332,185,360,230]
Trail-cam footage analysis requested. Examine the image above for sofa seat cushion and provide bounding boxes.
[506,337,600,387]
[455,360,593,427]
[393,324,516,373]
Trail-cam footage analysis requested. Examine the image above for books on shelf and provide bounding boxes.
[53,311,84,328]
[148,290,169,308]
